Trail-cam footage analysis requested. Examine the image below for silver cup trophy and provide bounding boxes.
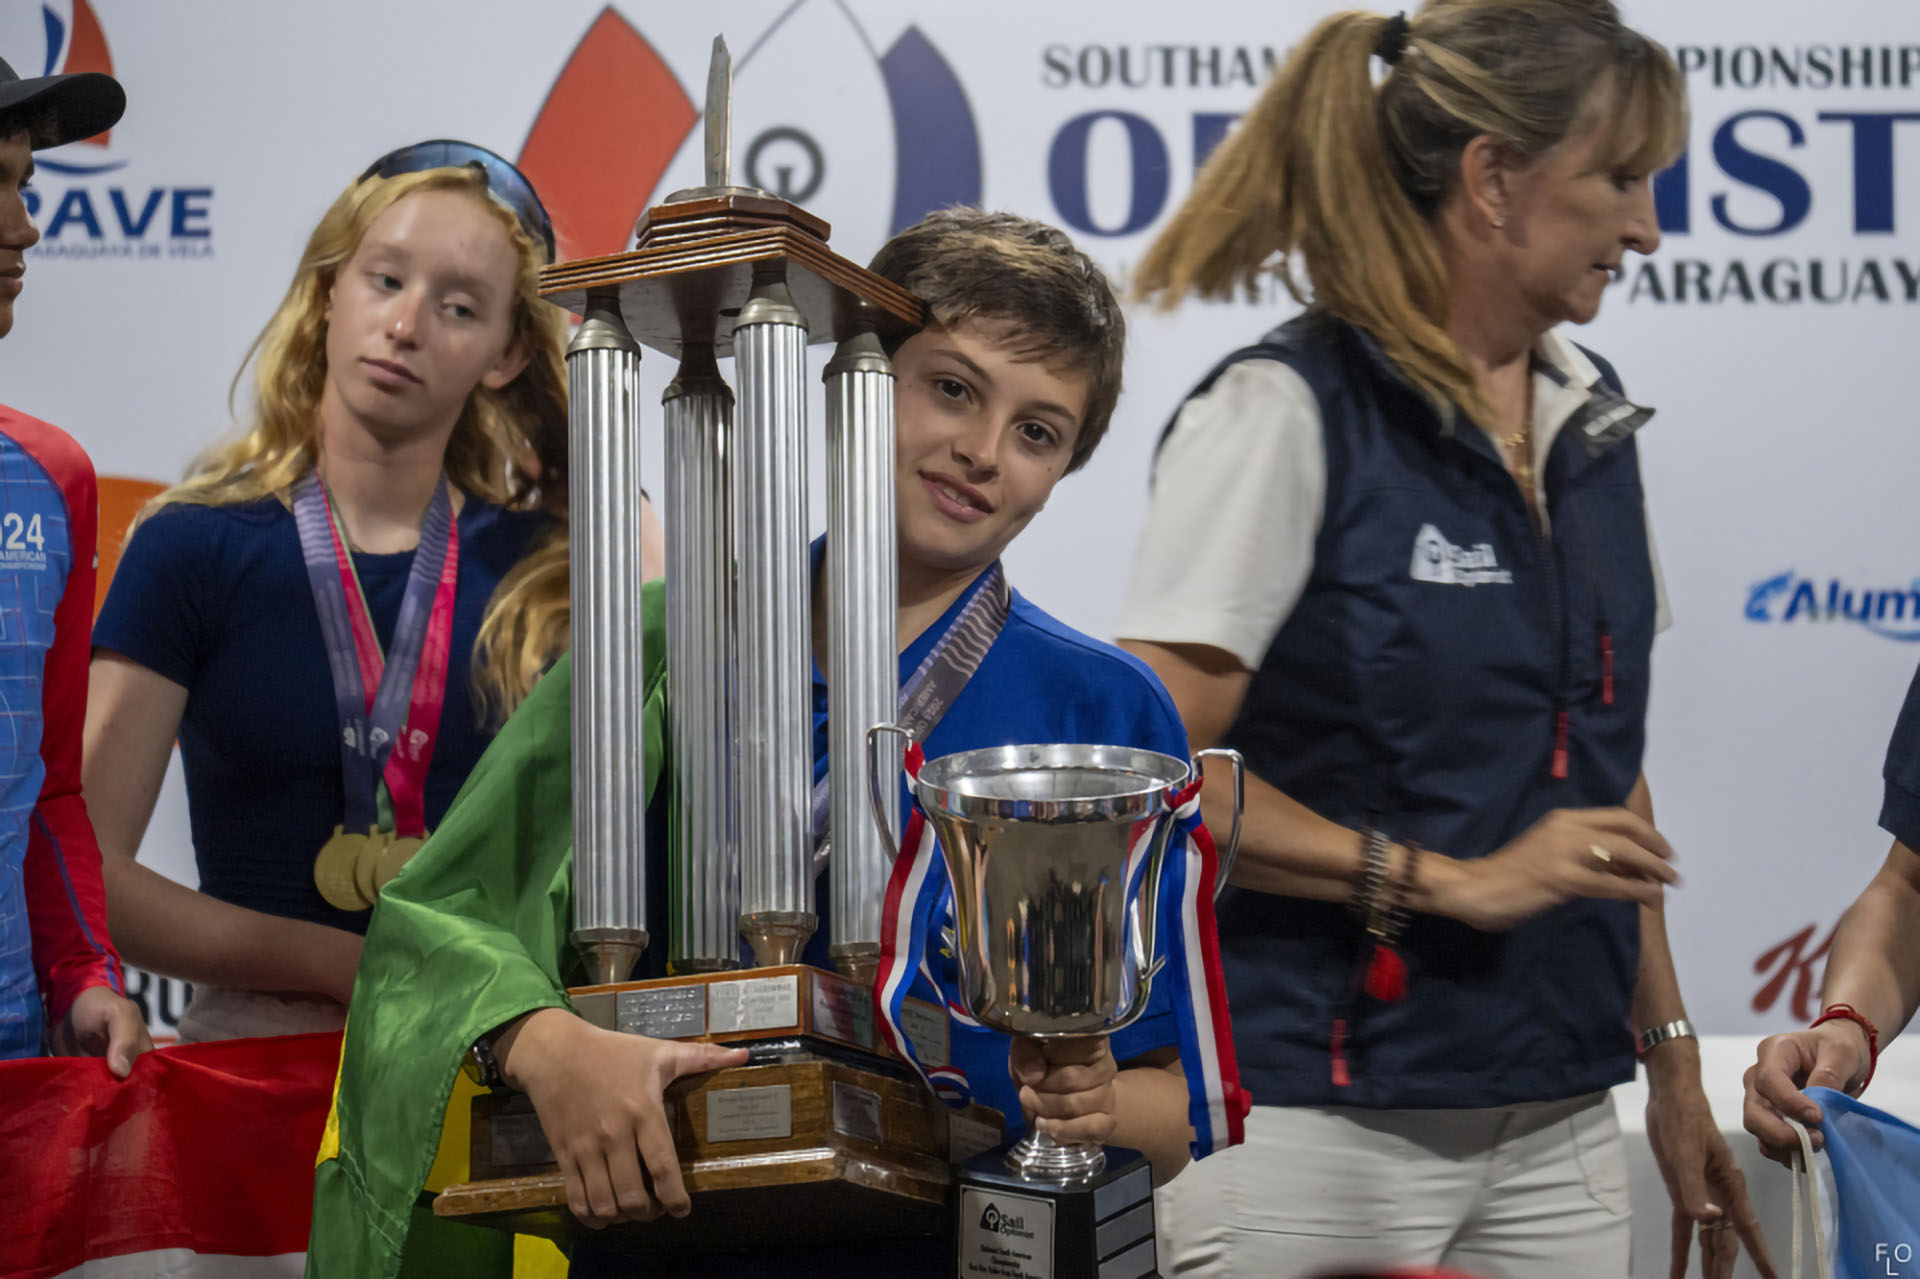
[869,728,1244,1279]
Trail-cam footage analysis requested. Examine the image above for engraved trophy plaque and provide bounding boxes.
[431,37,1003,1256]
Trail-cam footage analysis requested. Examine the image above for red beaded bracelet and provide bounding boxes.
[1810,1003,1880,1094]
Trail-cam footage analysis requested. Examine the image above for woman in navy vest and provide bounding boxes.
[1117,4,1770,1277]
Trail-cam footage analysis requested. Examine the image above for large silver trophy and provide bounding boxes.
[869,730,1244,1279]
[435,38,1007,1257]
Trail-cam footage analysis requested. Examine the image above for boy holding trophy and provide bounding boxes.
[310,208,1242,1277]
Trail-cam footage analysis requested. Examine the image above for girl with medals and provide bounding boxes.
[83,141,570,1043]
[310,209,1246,1279]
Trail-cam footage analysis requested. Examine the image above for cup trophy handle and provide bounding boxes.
[864,723,915,856]
[1192,748,1246,899]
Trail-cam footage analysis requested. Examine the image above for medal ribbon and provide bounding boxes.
[293,471,459,840]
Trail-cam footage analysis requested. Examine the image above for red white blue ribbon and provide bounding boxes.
[873,740,975,1104]
[1161,776,1249,1158]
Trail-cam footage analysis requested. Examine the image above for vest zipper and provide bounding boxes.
[1536,518,1573,782]
[1569,503,1615,708]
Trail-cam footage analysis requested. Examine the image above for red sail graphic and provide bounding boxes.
[66,0,115,147]
[517,7,697,261]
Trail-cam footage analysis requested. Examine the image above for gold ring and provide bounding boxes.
[1699,1221,1732,1233]
[1589,843,1613,864]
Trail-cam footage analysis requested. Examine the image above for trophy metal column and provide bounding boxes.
[733,269,816,968]
[566,295,648,987]
[662,342,737,974]
[823,326,898,984]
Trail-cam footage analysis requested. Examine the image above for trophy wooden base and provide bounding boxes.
[566,963,953,1066]
[437,1058,1003,1255]
[434,967,1002,1256]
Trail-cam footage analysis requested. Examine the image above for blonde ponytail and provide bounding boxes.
[1136,0,1685,427]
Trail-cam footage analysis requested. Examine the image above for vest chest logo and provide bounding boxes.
[1410,524,1513,588]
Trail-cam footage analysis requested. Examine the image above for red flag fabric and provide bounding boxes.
[0,1032,341,1278]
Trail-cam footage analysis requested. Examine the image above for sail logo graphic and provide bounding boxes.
[514,5,981,263]
[11,1,214,260]
[1745,571,1920,642]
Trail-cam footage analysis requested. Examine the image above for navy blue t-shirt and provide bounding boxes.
[1882,661,1920,850]
[93,495,550,936]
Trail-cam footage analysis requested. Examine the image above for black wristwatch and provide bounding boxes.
[463,1030,506,1089]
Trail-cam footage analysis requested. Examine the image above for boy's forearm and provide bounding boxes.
[1108,1059,1194,1185]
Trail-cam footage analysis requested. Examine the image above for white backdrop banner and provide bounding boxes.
[2,1,1915,1040]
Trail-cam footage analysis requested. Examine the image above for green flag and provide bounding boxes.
[307,580,667,1278]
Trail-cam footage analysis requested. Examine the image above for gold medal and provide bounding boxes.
[353,830,388,905]
[374,834,428,893]
[315,827,373,912]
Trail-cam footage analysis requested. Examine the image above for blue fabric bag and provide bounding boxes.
[1796,1086,1920,1279]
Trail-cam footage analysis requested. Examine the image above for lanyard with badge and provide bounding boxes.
[295,470,460,911]
[809,561,1012,865]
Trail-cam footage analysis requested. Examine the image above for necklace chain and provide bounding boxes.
[1503,374,1538,498]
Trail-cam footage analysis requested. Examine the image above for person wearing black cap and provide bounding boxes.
[0,52,149,1075]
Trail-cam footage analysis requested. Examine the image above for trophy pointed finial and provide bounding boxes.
[704,35,731,190]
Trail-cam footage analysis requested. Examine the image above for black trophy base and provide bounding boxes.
[954,1143,1158,1279]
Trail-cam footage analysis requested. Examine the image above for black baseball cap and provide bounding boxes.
[0,54,125,149]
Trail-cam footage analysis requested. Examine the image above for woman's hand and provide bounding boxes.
[1647,1056,1777,1279]
[1741,1019,1873,1166]
[1427,807,1678,931]
[495,1007,748,1228]
[1010,1035,1119,1148]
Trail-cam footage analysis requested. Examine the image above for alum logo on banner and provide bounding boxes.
[0,1,214,261]
[1745,571,1920,642]
[513,4,982,263]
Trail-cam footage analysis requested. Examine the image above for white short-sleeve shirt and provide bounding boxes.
[1116,330,1670,670]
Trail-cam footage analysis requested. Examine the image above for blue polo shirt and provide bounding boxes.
[593,561,1193,1279]
[625,558,1191,1122]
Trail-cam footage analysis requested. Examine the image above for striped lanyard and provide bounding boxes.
[809,561,1012,846]
[292,471,459,839]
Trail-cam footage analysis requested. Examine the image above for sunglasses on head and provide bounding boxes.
[357,139,556,262]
